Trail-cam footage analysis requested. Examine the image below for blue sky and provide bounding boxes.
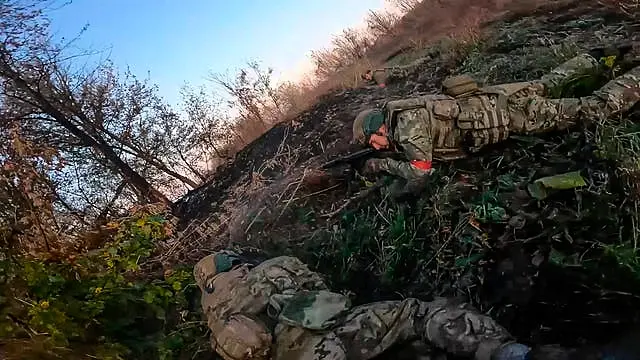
[48,0,384,106]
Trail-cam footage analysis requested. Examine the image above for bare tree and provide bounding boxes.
[0,1,205,208]
[209,60,290,145]
[366,10,400,37]
[387,0,422,13]
[311,28,374,79]
[1,123,60,253]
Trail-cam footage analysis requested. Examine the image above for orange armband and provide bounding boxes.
[410,160,432,171]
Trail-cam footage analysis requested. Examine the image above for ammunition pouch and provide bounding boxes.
[442,74,480,97]
[456,93,510,152]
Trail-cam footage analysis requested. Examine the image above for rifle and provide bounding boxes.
[321,148,406,169]
[321,148,376,169]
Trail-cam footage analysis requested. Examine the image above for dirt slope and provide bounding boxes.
[170,0,640,350]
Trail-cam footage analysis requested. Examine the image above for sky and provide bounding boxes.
[48,0,386,107]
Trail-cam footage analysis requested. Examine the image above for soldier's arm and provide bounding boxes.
[379,109,435,179]
[365,157,431,180]
[365,113,434,180]
[395,109,433,162]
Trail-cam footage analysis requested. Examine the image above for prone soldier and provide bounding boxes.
[352,50,640,187]
[361,56,433,88]
[194,250,531,360]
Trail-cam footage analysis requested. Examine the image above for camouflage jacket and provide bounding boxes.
[368,86,521,181]
[195,252,519,360]
[366,53,611,181]
[194,255,328,360]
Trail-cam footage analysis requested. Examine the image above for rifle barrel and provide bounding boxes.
[321,148,375,169]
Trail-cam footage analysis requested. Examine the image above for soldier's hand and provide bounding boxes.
[362,158,383,175]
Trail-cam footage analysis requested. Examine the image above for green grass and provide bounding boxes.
[251,9,640,342]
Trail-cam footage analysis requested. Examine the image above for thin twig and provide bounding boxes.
[286,184,341,202]
[322,178,386,218]
[424,214,470,268]
[245,206,267,234]
[274,179,303,205]
[276,170,308,222]
[374,204,391,225]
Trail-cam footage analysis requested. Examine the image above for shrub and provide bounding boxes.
[0,210,207,359]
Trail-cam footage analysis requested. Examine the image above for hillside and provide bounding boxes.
[170,0,640,350]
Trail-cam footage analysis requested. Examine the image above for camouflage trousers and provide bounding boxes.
[538,53,601,96]
[273,297,513,360]
[195,253,520,360]
[509,63,640,134]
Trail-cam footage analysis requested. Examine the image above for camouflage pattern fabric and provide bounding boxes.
[276,290,351,330]
[365,56,432,87]
[508,64,640,133]
[362,54,640,181]
[196,251,520,360]
[538,53,600,95]
[194,254,328,360]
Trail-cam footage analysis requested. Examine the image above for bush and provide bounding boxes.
[0,210,207,359]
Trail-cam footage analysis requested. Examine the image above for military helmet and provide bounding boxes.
[193,250,241,290]
[442,74,479,97]
[352,108,385,145]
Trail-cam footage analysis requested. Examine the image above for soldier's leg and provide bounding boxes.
[538,53,600,95]
[509,65,640,134]
[508,95,586,134]
[332,298,522,360]
[590,64,640,116]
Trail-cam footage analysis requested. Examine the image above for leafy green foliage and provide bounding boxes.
[303,174,492,301]
[0,213,208,359]
[472,191,508,223]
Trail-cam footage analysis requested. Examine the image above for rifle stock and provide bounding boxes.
[321,148,405,169]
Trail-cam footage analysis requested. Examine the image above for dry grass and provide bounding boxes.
[599,0,639,17]
[206,0,602,177]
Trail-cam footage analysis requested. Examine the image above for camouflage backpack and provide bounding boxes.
[442,74,480,97]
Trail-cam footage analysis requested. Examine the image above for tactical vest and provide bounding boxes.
[384,95,468,161]
[459,81,544,150]
[455,89,511,152]
[384,88,516,158]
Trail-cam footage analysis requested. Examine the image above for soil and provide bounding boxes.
[171,0,640,355]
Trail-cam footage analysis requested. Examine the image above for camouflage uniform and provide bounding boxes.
[364,56,432,87]
[195,251,529,360]
[359,53,640,181]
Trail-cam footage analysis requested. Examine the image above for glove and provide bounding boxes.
[362,158,384,175]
